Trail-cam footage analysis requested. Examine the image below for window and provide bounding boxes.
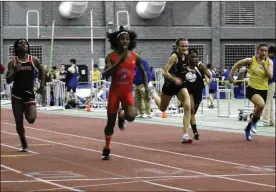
[224,44,255,68]
[224,2,255,25]
[9,45,43,63]
[189,44,204,63]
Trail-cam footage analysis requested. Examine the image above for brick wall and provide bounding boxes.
[1,1,275,70]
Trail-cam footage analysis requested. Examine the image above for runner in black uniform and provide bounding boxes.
[151,38,193,143]
[185,48,212,140]
[6,39,45,152]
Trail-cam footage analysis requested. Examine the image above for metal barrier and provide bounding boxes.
[90,80,110,110]
[38,80,66,111]
[217,89,232,117]
[0,77,12,105]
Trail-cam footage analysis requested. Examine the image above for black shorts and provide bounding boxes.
[162,82,187,96]
[188,88,203,105]
[67,86,77,93]
[246,86,267,103]
[11,88,36,104]
[209,89,216,94]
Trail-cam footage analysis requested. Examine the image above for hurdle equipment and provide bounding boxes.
[0,78,12,106]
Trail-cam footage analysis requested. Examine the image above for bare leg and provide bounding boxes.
[177,88,192,143]
[24,103,37,124]
[152,90,172,112]
[11,96,28,151]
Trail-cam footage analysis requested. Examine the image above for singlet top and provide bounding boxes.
[185,62,205,90]
[248,56,270,90]
[67,66,78,86]
[164,51,188,86]
[12,55,37,92]
[110,51,136,92]
[59,71,67,82]
[209,69,218,90]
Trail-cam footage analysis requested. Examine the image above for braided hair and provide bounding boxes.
[107,26,137,51]
[13,38,30,56]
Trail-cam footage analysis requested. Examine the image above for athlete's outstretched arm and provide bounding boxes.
[136,54,148,91]
[103,49,128,79]
[229,58,252,83]
[6,60,16,84]
[33,57,45,92]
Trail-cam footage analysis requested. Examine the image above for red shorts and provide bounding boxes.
[107,90,135,114]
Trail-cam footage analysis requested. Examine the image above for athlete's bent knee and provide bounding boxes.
[183,103,191,112]
[125,115,135,122]
[26,118,36,124]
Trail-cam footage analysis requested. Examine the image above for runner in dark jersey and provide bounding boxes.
[6,39,45,152]
[185,48,212,140]
[101,26,150,160]
[151,38,193,144]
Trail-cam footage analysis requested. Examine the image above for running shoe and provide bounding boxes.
[101,147,110,160]
[181,135,193,144]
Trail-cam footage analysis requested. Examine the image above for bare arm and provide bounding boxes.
[136,54,148,90]
[6,60,16,84]
[199,63,212,79]
[199,63,212,84]
[229,58,252,82]
[56,71,61,80]
[33,57,45,88]
[162,53,178,82]
[264,59,273,79]
[102,54,114,79]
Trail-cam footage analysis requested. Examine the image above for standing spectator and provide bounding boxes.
[56,64,67,83]
[90,64,101,88]
[206,63,217,109]
[41,64,52,106]
[65,59,79,108]
[262,46,276,126]
[133,53,152,118]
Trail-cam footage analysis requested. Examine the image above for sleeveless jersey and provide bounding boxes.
[163,51,188,86]
[248,56,270,90]
[185,62,205,90]
[12,55,36,92]
[59,71,67,82]
[67,66,78,87]
[209,69,217,90]
[110,51,136,92]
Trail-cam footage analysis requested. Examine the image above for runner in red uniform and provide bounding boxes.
[101,26,150,160]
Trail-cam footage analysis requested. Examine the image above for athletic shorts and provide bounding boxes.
[11,88,36,104]
[162,82,187,96]
[67,86,77,93]
[107,90,135,114]
[188,88,203,105]
[246,86,267,103]
[209,89,216,94]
